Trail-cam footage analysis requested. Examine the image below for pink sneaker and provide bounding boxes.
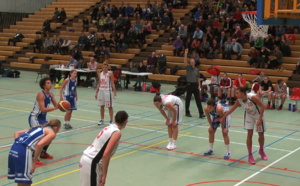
[259,150,268,160]
[248,155,255,164]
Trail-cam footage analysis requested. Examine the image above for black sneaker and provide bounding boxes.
[64,123,73,129]
[199,114,206,119]
[186,114,192,117]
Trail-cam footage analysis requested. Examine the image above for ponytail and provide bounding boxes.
[153,92,162,102]
[29,119,61,131]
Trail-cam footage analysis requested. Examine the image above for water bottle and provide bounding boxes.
[61,64,64,69]
[288,103,292,111]
[292,104,296,112]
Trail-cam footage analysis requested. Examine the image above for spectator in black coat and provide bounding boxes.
[8,30,25,46]
[33,35,43,53]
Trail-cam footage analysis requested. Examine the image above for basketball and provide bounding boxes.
[58,100,71,112]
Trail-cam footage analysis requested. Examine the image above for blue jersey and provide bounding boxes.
[63,78,77,110]
[29,90,52,126]
[63,77,77,97]
[15,127,48,150]
[210,103,229,129]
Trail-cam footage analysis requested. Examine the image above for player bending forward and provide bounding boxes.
[204,99,231,159]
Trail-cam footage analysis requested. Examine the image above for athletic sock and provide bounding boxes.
[247,146,252,155]
[259,144,264,151]
[225,144,229,153]
[209,143,214,150]
[268,101,270,105]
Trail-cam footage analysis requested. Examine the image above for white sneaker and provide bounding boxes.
[166,141,172,149]
[98,120,104,125]
[170,142,177,150]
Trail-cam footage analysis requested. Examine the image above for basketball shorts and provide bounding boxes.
[64,96,77,110]
[166,102,183,125]
[28,115,47,128]
[97,90,113,108]
[210,115,231,130]
[8,144,33,184]
[244,113,266,132]
[79,154,102,186]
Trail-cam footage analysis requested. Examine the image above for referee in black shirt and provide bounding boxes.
[184,49,205,118]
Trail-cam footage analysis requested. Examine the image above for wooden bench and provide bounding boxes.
[25,53,70,60]
[10,62,41,70]
[107,58,128,65]
[0,41,28,47]
[0,51,15,56]
[0,46,22,52]
[0,55,7,61]
[148,74,179,82]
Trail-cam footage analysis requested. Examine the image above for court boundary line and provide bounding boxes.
[234,146,300,186]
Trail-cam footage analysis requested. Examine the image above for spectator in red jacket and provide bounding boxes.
[218,73,232,104]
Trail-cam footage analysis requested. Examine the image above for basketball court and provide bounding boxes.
[0,70,299,186]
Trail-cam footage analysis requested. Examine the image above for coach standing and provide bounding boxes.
[184,49,205,119]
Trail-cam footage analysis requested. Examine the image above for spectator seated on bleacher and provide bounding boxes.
[115,14,125,31]
[98,15,105,32]
[193,27,204,40]
[232,7,243,27]
[253,36,264,51]
[99,46,110,62]
[203,26,214,44]
[231,38,243,60]
[52,7,61,23]
[217,72,232,104]
[33,35,43,53]
[275,26,286,37]
[169,27,178,44]
[143,20,152,35]
[125,3,135,17]
[117,34,128,53]
[218,31,227,50]
[258,45,270,68]
[264,34,274,51]
[159,13,171,30]
[271,79,287,110]
[173,36,184,57]
[222,37,232,60]
[108,36,117,53]
[104,14,114,32]
[82,17,89,32]
[44,34,52,53]
[178,24,188,45]
[127,27,137,48]
[134,61,147,88]
[252,71,266,84]
[42,18,51,36]
[7,30,25,46]
[212,17,221,36]
[76,32,88,51]
[157,51,167,74]
[267,45,283,69]
[200,37,210,58]
[142,5,152,20]
[134,4,143,20]
[147,52,157,73]
[190,50,200,66]
[71,46,83,61]
[247,47,259,67]
[133,20,143,34]
[189,38,200,54]
[208,39,220,59]
[257,76,273,109]
[223,17,233,35]
[60,8,67,23]
[232,25,245,47]
[60,36,72,55]
[136,30,146,49]
[280,35,291,57]
[52,35,64,54]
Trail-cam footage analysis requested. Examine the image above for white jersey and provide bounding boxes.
[99,71,112,91]
[276,83,286,94]
[161,95,182,111]
[237,93,260,117]
[83,124,120,161]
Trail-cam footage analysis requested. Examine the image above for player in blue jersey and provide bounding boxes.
[8,118,61,186]
[28,77,59,163]
[203,99,231,159]
[60,70,78,129]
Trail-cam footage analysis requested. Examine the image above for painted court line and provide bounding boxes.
[234,146,300,186]
[31,133,191,185]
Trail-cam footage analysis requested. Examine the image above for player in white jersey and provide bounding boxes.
[60,70,78,129]
[95,62,116,126]
[220,87,268,164]
[28,77,59,163]
[204,99,231,159]
[271,79,287,110]
[8,119,61,185]
[79,111,128,186]
[153,93,183,150]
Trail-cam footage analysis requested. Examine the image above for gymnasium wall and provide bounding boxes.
[0,0,55,13]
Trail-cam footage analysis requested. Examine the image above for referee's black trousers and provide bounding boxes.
[185,83,204,116]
